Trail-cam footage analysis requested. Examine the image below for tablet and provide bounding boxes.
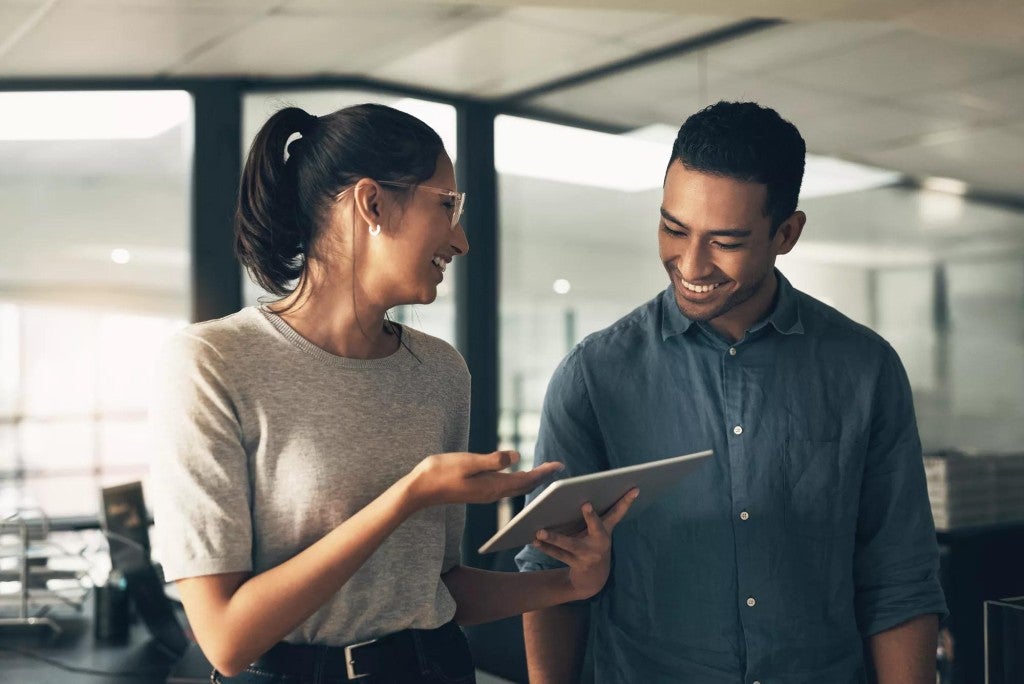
[478,449,713,554]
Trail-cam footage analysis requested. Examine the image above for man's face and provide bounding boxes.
[658,161,801,336]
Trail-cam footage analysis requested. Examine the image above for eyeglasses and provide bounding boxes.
[378,181,466,230]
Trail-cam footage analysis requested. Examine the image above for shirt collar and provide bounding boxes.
[660,269,804,341]
[660,284,695,340]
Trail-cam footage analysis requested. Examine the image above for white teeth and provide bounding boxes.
[679,277,720,294]
[432,256,447,273]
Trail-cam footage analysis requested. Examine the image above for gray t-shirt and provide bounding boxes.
[149,306,469,645]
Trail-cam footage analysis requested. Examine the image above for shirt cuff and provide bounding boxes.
[857,577,949,636]
[514,544,566,573]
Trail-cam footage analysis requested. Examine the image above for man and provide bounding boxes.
[515,101,946,684]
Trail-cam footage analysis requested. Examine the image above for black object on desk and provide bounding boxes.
[100,482,213,682]
[93,576,130,644]
[985,596,1024,684]
[938,523,1024,684]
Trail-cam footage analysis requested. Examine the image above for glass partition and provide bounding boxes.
[0,91,192,518]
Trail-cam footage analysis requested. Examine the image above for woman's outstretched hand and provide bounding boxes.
[531,488,639,600]
[406,450,563,508]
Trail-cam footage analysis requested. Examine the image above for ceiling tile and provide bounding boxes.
[370,15,628,97]
[704,20,899,73]
[862,123,1024,198]
[0,5,258,76]
[505,6,670,39]
[704,74,864,126]
[280,0,499,23]
[893,71,1024,123]
[476,41,637,98]
[66,0,279,10]
[0,2,44,46]
[281,0,495,20]
[796,101,968,155]
[527,56,706,128]
[778,29,1021,98]
[619,15,741,51]
[174,10,478,76]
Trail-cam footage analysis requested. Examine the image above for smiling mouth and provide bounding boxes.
[431,256,448,274]
[677,275,723,294]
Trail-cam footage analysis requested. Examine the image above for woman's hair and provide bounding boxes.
[234,103,445,296]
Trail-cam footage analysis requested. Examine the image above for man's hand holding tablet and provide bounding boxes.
[531,489,639,600]
[479,450,713,554]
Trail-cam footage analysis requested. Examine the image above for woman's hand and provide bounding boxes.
[406,450,563,508]
[531,488,639,601]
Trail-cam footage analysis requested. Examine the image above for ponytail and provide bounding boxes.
[234,107,317,296]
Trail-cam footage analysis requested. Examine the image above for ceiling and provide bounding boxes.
[0,0,1021,203]
[0,0,1022,315]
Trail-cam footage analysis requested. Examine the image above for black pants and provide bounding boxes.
[213,621,476,684]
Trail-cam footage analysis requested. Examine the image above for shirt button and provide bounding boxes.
[740,511,749,521]
[729,347,737,356]
[746,597,756,607]
[733,425,743,435]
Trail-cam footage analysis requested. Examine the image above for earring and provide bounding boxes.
[369,224,381,236]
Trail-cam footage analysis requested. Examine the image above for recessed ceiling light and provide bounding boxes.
[110,249,131,264]
[0,91,190,141]
[553,279,571,295]
[922,176,968,196]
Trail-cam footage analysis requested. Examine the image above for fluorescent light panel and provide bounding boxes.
[496,116,668,192]
[0,91,191,141]
[800,155,901,199]
[495,117,901,198]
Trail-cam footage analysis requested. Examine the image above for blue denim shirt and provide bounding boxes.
[516,271,947,684]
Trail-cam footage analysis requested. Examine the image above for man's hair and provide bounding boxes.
[670,101,805,235]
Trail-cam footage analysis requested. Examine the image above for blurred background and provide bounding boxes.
[0,1,1022,682]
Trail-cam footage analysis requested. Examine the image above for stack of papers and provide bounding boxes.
[924,450,1024,531]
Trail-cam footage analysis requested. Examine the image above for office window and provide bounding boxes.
[0,91,192,518]
[241,90,459,347]
[497,116,668,466]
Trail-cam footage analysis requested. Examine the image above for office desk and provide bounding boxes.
[938,522,1024,684]
[0,591,181,684]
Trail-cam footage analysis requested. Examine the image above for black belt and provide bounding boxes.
[251,622,451,681]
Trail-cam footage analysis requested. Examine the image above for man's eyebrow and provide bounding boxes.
[659,207,753,238]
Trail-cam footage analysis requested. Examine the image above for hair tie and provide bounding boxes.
[298,112,318,137]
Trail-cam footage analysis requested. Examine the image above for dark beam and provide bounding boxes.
[191,83,243,323]
[455,102,500,569]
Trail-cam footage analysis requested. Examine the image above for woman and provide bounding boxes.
[150,103,637,684]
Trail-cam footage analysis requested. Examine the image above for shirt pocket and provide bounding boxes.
[783,437,861,540]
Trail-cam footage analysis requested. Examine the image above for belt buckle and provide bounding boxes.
[344,638,378,680]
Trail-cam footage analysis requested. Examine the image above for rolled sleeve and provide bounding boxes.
[515,349,608,574]
[854,347,948,636]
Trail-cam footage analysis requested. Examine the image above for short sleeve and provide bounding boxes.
[441,351,471,572]
[515,348,609,573]
[149,332,254,582]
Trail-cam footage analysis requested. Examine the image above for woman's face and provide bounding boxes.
[366,152,469,307]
